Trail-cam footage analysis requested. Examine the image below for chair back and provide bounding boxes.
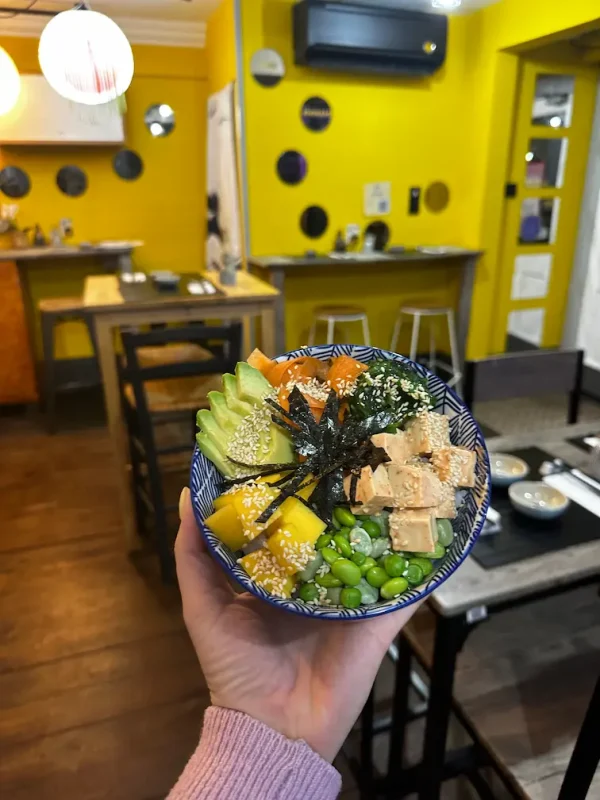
[463,349,584,425]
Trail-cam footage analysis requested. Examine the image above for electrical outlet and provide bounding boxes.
[345,223,361,245]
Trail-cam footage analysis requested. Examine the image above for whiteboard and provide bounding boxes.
[0,75,124,145]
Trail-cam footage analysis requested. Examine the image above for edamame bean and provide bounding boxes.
[299,583,319,602]
[405,563,424,585]
[384,554,408,578]
[331,558,362,587]
[349,527,373,556]
[366,566,388,589]
[371,537,391,559]
[357,578,379,605]
[331,515,341,531]
[409,557,434,577]
[316,534,332,551]
[297,551,324,582]
[340,587,362,609]
[362,520,381,539]
[414,543,446,560]
[334,507,357,528]
[333,535,353,558]
[381,577,409,600]
[322,547,341,566]
[351,551,367,567]
[360,556,377,576]
[327,587,342,605]
[316,573,343,588]
[337,526,351,540]
[356,514,371,522]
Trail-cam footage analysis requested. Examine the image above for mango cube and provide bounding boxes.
[231,483,281,539]
[213,493,236,512]
[278,496,327,542]
[239,549,296,598]
[205,504,246,551]
[267,522,318,575]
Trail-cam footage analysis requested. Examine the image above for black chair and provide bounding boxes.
[463,349,585,425]
[120,323,242,581]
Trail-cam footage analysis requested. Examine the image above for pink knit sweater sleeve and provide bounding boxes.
[167,707,342,800]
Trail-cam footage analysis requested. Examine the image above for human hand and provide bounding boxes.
[175,488,421,763]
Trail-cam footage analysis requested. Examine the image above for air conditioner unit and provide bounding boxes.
[293,1,447,77]
[0,75,125,146]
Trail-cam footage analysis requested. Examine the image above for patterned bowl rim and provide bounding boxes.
[190,345,491,621]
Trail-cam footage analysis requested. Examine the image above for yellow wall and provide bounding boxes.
[0,38,208,359]
[206,0,238,95]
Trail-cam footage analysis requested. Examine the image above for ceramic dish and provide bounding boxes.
[190,345,491,620]
[490,453,530,487]
[509,481,570,520]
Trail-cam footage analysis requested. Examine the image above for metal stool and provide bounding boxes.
[390,304,462,390]
[39,297,100,434]
[308,305,371,346]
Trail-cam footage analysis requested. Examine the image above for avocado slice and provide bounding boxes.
[196,432,235,478]
[208,391,244,436]
[267,426,295,464]
[236,362,273,406]
[223,373,254,417]
[197,409,227,449]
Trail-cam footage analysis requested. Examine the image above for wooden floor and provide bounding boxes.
[1,405,598,799]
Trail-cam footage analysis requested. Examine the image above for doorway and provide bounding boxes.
[492,58,598,354]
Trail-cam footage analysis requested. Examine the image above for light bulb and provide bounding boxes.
[432,0,462,9]
[549,116,562,128]
[525,152,534,162]
[0,47,21,116]
[158,104,173,119]
[150,122,164,137]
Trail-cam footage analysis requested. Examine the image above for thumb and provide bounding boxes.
[175,488,234,627]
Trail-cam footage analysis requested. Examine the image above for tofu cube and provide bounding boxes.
[371,432,412,465]
[407,412,450,455]
[431,446,476,488]
[435,482,457,519]
[344,465,395,514]
[390,509,437,554]
[387,464,443,508]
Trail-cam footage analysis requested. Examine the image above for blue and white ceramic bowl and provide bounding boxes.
[190,345,491,621]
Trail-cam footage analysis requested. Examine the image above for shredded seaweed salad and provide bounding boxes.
[349,359,433,424]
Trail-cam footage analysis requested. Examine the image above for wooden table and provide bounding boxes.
[359,422,600,800]
[83,271,279,551]
[250,249,483,362]
[0,242,142,397]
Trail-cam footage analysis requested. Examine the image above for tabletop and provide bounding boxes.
[250,248,483,271]
[83,271,279,312]
[0,242,143,262]
[432,421,600,617]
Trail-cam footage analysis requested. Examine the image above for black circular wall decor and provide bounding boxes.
[301,206,329,239]
[57,166,88,197]
[277,151,308,185]
[113,150,144,181]
[301,97,332,132]
[250,48,285,87]
[425,182,450,213]
[145,103,176,137]
[0,166,31,199]
[365,220,391,251]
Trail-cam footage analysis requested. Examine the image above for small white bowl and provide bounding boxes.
[509,481,570,520]
[490,453,530,487]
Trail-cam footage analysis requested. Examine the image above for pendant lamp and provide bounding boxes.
[0,46,21,116]
[38,8,134,107]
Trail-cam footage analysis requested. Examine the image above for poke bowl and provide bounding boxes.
[190,345,491,620]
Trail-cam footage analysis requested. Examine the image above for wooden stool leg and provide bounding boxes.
[361,315,371,346]
[326,317,335,345]
[308,319,317,346]
[390,314,403,353]
[41,313,57,435]
[409,314,421,363]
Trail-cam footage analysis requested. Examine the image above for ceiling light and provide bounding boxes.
[0,47,21,116]
[158,104,173,119]
[549,116,562,128]
[432,0,462,9]
[38,9,134,107]
[525,152,534,162]
[150,122,164,137]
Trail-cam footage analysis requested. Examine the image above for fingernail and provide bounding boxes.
[179,487,190,520]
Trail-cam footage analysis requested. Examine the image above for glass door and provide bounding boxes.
[492,60,598,353]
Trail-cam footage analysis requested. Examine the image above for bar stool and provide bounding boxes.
[390,304,462,390]
[308,305,371,346]
[39,297,100,434]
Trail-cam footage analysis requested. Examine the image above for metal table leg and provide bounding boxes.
[558,673,600,800]
[386,634,413,799]
[418,614,466,800]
